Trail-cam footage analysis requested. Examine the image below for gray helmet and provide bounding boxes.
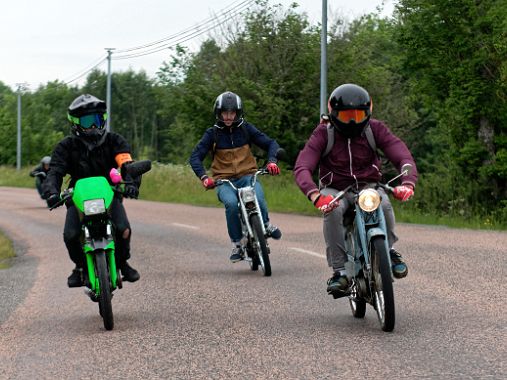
[67,94,108,149]
[41,156,51,165]
[213,91,244,128]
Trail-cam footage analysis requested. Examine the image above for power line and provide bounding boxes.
[115,0,251,54]
[63,55,108,85]
[113,0,255,60]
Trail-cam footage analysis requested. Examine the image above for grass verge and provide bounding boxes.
[1,163,505,230]
[0,230,15,269]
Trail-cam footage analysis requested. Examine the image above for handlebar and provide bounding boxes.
[327,165,411,206]
[48,182,134,211]
[215,169,269,191]
[49,189,74,210]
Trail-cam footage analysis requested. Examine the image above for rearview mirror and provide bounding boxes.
[401,163,412,176]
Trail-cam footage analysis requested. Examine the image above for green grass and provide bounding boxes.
[0,230,15,269]
[1,163,505,230]
[0,166,34,187]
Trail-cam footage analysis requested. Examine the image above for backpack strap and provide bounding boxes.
[322,124,334,157]
[364,124,377,152]
[322,123,378,158]
[212,125,218,155]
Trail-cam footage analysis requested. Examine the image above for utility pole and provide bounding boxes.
[15,83,28,171]
[320,0,328,116]
[105,48,115,132]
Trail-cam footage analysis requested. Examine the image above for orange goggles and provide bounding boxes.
[336,109,367,123]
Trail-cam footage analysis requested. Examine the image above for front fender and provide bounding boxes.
[366,227,385,242]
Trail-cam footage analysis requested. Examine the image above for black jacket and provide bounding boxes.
[44,133,135,197]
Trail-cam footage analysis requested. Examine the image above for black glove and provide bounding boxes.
[46,194,61,208]
[124,184,139,199]
[35,172,47,179]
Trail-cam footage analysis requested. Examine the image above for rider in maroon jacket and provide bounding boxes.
[294,84,418,294]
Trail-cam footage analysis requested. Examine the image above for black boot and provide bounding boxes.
[120,262,140,282]
[67,267,84,288]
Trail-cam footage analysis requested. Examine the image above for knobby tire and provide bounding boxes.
[96,250,114,330]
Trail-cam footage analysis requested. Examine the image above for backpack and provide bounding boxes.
[320,123,395,184]
[322,123,378,158]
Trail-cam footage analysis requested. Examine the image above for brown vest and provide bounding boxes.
[211,144,258,179]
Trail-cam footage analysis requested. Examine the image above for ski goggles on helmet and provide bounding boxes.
[336,109,368,124]
[68,113,107,129]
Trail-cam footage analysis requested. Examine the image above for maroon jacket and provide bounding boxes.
[294,119,418,198]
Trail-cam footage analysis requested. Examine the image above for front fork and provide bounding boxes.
[83,227,117,294]
[346,206,393,283]
[238,193,266,239]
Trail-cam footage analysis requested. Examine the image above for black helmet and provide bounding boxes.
[328,84,372,138]
[213,91,244,128]
[67,94,108,148]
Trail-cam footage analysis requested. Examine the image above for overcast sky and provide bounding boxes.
[1,0,396,90]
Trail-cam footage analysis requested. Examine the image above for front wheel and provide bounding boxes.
[349,280,366,318]
[370,237,395,332]
[250,214,271,277]
[96,250,114,330]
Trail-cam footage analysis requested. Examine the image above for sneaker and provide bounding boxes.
[229,246,244,263]
[326,272,349,293]
[67,267,84,288]
[120,262,140,282]
[390,248,408,279]
[265,223,282,240]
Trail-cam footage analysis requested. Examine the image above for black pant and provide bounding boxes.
[63,197,131,268]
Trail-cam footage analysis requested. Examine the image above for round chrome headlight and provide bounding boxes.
[358,189,381,212]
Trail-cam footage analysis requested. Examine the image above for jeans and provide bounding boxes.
[63,197,132,268]
[216,175,269,242]
[320,187,398,270]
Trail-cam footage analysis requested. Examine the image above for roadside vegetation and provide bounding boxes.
[0,230,15,269]
[3,163,505,230]
[1,1,506,228]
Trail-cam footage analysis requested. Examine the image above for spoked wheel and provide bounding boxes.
[95,250,114,330]
[348,280,366,318]
[250,214,271,277]
[370,237,395,332]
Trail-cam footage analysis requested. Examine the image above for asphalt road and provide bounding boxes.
[0,187,505,379]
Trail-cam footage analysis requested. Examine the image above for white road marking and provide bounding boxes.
[288,247,325,259]
[172,223,199,230]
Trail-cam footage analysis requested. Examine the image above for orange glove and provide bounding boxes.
[392,185,414,202]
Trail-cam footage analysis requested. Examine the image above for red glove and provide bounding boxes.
[313,194,338,213]
[392,185,414,202]
[201,176,215,189]
[266,162,280,176]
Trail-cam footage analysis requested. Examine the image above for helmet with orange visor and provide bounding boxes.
[328,84,372,138]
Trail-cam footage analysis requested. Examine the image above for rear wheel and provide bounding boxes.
[96,250,114,330]
[250,214,271,277]
[370,237,395,332]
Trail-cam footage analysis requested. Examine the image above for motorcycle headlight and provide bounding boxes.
[83,199,106,215]
[358,189,381,212]
[240,187,256,203]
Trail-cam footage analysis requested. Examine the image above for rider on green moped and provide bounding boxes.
[44,94,142,288]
